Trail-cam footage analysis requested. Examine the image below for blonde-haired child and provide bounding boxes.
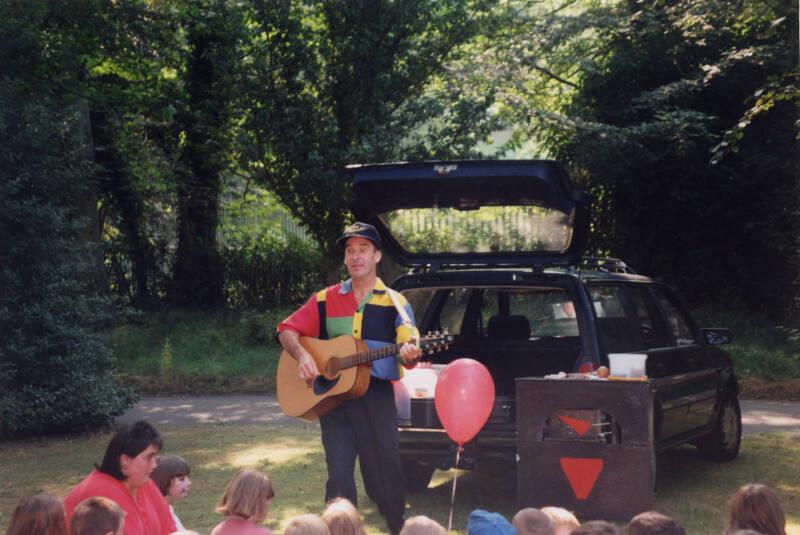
[541,506,580,535]
[5,493,68,535]
[211,469,275,535]
[399,515,448,535]
[283,514,331,535]
[321,498,366,535]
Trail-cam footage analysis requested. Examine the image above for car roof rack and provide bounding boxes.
[577,256,636,274]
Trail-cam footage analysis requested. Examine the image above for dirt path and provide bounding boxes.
[118,395,800,436]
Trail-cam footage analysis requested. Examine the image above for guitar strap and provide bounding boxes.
[386,288,419,349]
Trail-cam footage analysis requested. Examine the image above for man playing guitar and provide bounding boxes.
[277,222,421,535]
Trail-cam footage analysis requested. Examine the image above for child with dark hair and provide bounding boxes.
[624,512,685,535]
[152,454,192,530]
[726,483,787,535]
[70,497,126,535]
[512,508,555,535]
[571,520,622,535]
[5,493,68,535]
[64,420,176,535]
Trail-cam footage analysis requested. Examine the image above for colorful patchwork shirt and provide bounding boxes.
[277,278,419,380]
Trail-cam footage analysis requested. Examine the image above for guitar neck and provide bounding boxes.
[339,342,404,370]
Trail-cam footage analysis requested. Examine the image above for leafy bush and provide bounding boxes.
[221,233,323,309]
[0,81,137,437]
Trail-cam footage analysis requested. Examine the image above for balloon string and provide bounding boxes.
[447,446,462,532]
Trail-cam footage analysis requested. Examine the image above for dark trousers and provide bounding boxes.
[320,378,406,535]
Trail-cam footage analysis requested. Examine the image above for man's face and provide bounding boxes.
[344,237,381,280]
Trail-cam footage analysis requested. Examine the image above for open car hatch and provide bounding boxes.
[346,160,591,268]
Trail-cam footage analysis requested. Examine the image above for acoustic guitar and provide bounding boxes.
[277,333,452,421]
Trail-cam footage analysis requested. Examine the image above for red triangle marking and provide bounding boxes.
[557,414,593,437]
[560,457,604,500]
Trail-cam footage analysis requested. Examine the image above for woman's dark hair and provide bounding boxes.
[151,454,191,496]
[97,420,163,481]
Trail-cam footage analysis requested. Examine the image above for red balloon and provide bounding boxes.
[434,359,496,446]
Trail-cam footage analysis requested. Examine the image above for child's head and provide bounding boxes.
[541,506,580,535]
[512,508,555,535]
[399,515,448,535]
[571,521,621,535]
[151,454,192,503]
[622,511,686,535]
[321,498,366,535]
[5,493,67,535]
[624,511,685,535]
[216,468,275,524]
[284,514,332,535]
[727,483,786,535]
[69,497,125,535]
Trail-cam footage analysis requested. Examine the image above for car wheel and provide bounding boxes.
[696,394,741,461]
[401,457,435,492]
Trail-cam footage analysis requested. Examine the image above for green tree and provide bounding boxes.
[171,1,247,306]
[491,0,799,313]
[0,5,137,435]
[240,0,500,280]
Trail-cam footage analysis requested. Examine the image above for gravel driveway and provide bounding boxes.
[118,395,800,437]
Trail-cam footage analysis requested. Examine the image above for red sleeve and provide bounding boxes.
[276,294,320,338]
[147,481,177,535]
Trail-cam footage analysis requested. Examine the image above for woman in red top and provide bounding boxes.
[65,420,177,535]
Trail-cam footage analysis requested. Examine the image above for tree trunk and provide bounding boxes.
[75,95,110,295]
[170,28,227,307]
[91,109,156,306]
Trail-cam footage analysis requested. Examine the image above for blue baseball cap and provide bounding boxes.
[467,509,515,535]
[336,221,382,250]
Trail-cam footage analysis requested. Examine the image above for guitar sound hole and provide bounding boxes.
[313,375,339,395]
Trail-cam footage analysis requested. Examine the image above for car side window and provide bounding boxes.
[437,288,471,335]
[629,286,671,349]
[588,285,645,354]
[652,288,697,346]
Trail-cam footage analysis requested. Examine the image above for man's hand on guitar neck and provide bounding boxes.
[398,340,421,369]
[278,330,320,382]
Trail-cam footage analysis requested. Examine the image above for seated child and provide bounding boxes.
[726,483,786,535]
[466,509,514,535]
[211,469,275,535]
[572,521,621,535]
[512,508,555,535]
[624,511,685,535]
[152,454,192,531]
[5,492,68,535]
[70,496,126,535]
[321,498,366,535]
[283,514,331,535]
[541,506,580,535]
[399,515,448,535]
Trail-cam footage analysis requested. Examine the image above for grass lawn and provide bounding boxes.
[1,425,798,534]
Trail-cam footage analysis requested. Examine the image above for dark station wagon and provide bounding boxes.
[346,160,741,519]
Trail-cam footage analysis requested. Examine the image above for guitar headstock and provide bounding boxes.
[419,330,454,355]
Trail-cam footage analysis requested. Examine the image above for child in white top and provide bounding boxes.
[151,454,192,531]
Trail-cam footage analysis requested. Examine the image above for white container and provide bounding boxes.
[393,364,445,419]
[608,353,647,378]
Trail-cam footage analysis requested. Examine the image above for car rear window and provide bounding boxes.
[380,206,573,254]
